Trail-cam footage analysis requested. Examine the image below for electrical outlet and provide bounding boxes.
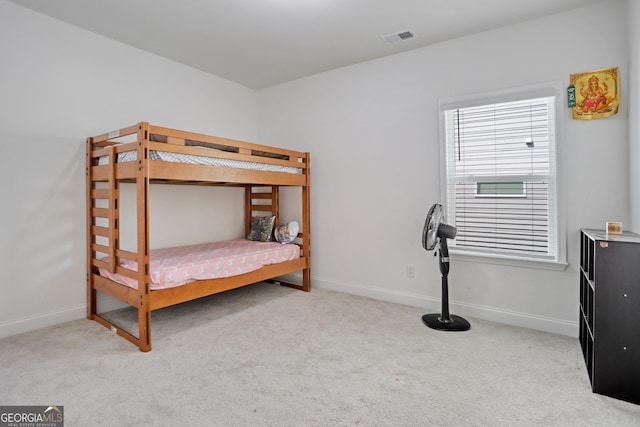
[406,265,415,278]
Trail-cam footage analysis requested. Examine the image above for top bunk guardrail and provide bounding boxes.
[87,122,309,186]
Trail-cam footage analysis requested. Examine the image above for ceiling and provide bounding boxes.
[9,0,603,89]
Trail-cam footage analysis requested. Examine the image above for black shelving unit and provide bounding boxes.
[579,229,640,405]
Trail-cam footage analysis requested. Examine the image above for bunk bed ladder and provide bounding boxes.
[86,143,120,314]
[245,184,311,292]
[246,185,279,231]
[85,123,154,352]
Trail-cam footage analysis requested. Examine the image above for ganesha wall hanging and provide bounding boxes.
[569,66,619,120]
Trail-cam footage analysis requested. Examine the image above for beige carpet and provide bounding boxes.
[1,283,639,426]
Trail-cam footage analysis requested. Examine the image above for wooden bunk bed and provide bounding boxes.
[86,122,310,352]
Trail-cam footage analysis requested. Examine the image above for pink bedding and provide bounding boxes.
[99,239,300,290]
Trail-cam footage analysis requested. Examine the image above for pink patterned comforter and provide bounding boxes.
[99,239,300,290]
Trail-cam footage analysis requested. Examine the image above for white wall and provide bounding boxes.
[258,0,629,336]
[0,1,258,337]
[1,0,630,340]
[628,0,640,230]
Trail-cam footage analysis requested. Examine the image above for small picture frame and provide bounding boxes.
[606,221,623,235]
[570,67,619,120]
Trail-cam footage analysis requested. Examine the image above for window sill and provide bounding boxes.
[449,249,568,271]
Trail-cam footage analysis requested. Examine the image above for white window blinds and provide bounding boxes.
[442,96,558,261]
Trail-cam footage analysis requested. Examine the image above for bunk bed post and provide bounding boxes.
[272,186,280,224]
[302,155,311,292]
[86,137,96,319]
[244,187,252,237]
[107,145,119,276]
[136,122,152,352]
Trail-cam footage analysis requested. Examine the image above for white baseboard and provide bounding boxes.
[1,275,579,340]
[278,273,579,338]
[0,294,130,340]
[0,304,86,339]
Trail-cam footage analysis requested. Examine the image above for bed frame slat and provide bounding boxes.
[91,225,109,237]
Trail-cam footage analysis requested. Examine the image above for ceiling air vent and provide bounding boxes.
[382,29,416,44]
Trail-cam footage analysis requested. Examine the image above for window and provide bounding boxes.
[439,83,565,267]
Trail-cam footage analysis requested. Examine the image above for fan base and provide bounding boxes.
[422,313,470,331]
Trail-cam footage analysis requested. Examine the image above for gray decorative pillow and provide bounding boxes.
[247,216,276,242]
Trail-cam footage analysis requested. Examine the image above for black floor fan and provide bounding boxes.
[421,203,470,331]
